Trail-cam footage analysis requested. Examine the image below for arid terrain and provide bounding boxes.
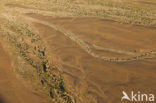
[0,0,156,103]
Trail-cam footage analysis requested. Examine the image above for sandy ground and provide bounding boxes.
[0,1,156,103]
[0,42,49,103]
[25,13,156,103]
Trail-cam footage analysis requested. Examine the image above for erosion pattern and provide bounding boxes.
[0,2,156,103]
[0,42,50,103]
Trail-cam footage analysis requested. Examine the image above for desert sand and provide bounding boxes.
[26,13,156,103]
[0,41,50,103]
[0,0,156,103]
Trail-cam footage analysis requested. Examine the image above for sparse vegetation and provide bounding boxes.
[0,0,156,103]
[0,22,75,103]
[3,0,156,27]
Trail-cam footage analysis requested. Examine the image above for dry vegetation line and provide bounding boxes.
[92,44,135,55]
[4,5,73,17]
[0,23,76,103]
[3,5,156,62]
[23,16,156,62]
